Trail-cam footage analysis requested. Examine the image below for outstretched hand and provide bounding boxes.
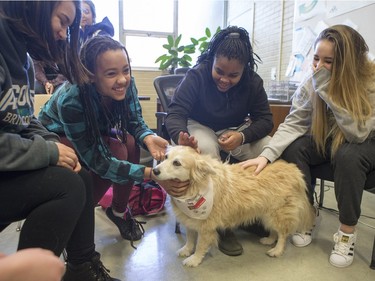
[177,131,199,152]
[144,135,169,161]
[239,156,269,175]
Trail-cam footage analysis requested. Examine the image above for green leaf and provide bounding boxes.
[190,38,199,45]
[162,44,171,50]
[181,55,192,61]
[175,34,182,47]
[167,35,174,46]
[177,45,185,52]
[205,27,211,37]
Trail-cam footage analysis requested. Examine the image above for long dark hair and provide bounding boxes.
[79,35,135,160]
[0,1,89,85]
[196,26,261,73]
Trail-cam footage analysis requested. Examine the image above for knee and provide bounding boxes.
[109,138,128,160]
[333,145,360,170]
[199,142,220,159]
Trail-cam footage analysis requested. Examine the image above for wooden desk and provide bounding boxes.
[269,101,291,136]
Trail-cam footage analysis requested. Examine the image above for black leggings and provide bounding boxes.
[0,166,95,264]
[282,136,375,226]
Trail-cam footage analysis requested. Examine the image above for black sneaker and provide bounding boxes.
[105,207,145,248]
[63,252,121,281]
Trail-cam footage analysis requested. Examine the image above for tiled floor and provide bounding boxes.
[1,183,374,281]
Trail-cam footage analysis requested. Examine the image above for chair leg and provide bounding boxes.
[319,179,325,208]
[371,236,375,270]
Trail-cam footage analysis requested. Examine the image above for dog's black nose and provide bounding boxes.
[153,168,160,176]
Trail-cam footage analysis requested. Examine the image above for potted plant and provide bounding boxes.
[155,26,221,73]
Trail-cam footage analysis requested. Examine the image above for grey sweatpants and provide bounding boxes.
[281,135,375,226]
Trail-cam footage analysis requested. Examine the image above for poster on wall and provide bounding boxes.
[326,1,375,18]
[294,0,325,22]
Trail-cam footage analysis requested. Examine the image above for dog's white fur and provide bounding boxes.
[153,146,315,267]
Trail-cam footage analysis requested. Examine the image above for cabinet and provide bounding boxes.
[269,102,291,136]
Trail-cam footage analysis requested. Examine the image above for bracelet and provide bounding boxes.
[239,132,245,145]
[149,168,153,180]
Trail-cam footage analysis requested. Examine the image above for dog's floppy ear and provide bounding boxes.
[190,157,216,183]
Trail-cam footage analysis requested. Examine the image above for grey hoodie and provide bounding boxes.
[0,17,59,171]
[261,67,375,163]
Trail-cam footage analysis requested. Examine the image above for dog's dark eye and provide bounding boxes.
[173,160,181,166]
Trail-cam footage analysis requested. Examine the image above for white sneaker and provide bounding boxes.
[329,230,356,268]
[291,207,321,247]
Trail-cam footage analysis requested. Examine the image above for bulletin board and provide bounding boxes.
[286,0,375,81]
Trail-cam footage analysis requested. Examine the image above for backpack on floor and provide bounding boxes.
[128,180,167,216]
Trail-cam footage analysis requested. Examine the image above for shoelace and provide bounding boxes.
[333,233,353,254]
[333,233,353,255]
[92,259,112,280]
[128,218,146,249]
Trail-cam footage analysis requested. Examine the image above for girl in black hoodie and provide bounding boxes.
[0,1,120,280]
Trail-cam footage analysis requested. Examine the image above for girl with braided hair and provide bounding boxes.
[165,26,273,256]
[39,36,187,246]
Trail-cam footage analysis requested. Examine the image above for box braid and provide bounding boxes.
[196,26,261,73]
[79,35,135,160]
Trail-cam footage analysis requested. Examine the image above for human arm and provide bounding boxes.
[239,74,273,145]
[259,76,314,163]
[33,60,48,88]
[57,85,146,183]
[164,71,198,144]
[313,67,375,142]
[33,60,54,94]
[0,249,65,281]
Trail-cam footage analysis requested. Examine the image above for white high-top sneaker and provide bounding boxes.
[292,207,321,247]
[329,230,357,268]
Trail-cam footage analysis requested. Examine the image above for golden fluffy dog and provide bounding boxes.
[152,146,315,267]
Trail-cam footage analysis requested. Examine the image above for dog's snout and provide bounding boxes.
[153,167,160,176]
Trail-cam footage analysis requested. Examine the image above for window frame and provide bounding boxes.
[119,0,178,70]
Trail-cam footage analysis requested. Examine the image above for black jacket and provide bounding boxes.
[165,61,273,144]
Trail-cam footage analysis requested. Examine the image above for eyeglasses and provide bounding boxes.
[82,8,90,15]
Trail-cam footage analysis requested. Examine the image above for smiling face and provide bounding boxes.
[313,39,335,71]
[51,1,76,41]
[211,56,244,92]
[93,49,131,101]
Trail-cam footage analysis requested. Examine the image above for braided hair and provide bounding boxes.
[196,26,261,73]
[79,35,135,160]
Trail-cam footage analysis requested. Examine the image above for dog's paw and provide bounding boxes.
[182,255,202,267]
[260,237,276,245]
[177,246,193,257]
[266,247,283,257]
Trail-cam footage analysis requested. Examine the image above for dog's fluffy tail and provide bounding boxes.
[296,173,316,233]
